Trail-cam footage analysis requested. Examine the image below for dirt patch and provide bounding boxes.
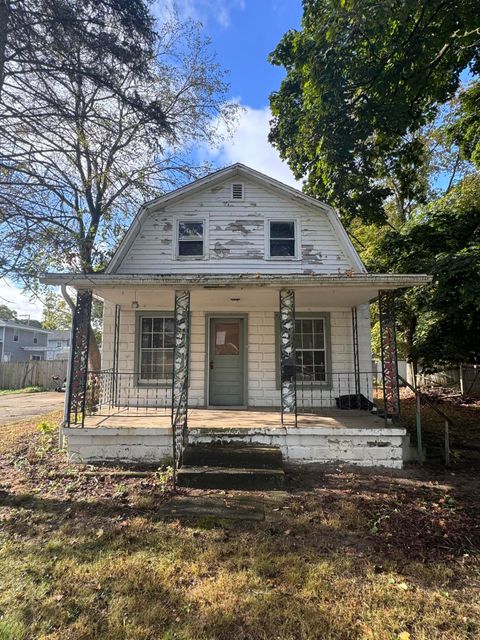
[0,390,65,425]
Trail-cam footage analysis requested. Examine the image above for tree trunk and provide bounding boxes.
[61,284,101,371]
[88,330,101,371]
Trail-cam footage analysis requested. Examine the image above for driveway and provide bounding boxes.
[0,391,65,425]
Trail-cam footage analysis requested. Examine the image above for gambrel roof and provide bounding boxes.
[106,163,366,274]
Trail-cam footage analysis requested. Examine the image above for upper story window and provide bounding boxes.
[268,220,296,258]
[177,220,204,258]
[231,183,244,200]
[13,332,18,342]
[33,333,38,344]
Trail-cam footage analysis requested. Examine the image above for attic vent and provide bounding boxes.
[231,183,244,200]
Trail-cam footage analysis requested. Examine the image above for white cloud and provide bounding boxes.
[155,0,245,28]
[202,104,302,188]
[0,279,44,321]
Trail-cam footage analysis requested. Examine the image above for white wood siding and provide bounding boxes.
[102,300,372,409]
[114,177,353,275]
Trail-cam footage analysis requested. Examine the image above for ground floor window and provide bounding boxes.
[276,312,331,387]
[295,317,326,382]
[30,355,41,361]
[136,314,174,383]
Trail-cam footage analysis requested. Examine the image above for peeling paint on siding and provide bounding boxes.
[115,176,356,275]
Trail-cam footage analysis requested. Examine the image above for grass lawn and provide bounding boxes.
[0,387,47,396]
[0,412,479,640]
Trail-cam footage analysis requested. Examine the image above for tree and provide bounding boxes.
[41,292,71,330]
[269,0,479,224]
[42,291,104,345]
[0,0,155,100]
[0,303,17,320]
[370,173,480,370]
[0,11,238,368]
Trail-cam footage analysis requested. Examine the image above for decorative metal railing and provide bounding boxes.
[295,369,385,418]
[68,369,171,427]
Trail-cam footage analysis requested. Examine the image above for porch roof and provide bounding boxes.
[41,272,431,290]
[41,272,431,307]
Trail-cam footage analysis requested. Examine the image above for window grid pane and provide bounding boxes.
[139,316,174,381]
[295,318,326,382]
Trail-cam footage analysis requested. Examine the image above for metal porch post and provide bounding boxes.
[351,307,361,406]
[112,304,121,408]
[172,290,190,474]
[378,290,400,425]
[279,289,297,426]
[66,290,93,428]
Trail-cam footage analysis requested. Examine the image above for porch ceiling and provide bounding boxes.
[41,273,431,308]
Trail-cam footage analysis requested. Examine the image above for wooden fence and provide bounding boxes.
[416,364,480,398]
[0,360,68,390]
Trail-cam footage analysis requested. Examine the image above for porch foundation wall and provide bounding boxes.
[64,426,405,469]
[64,427,172,466]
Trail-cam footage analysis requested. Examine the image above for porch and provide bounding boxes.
[79,406,387,430]
[43,273,432,475]
[65,406,406,469]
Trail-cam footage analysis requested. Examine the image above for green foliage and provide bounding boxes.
[0,304,17,321]
[369,174,480,367]
[448,82,480,168]
[269,0,479,224]
[41,292,71,330]
[37,420,55,435]
[155,466,173,491]
[0,387,46,395]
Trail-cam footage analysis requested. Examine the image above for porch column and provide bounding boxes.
[378,290,400,425]
[172,290,190,466]
[279,289,297,426]
[112,304,121,407]
[66,289,93,427]
[351,307,361,400]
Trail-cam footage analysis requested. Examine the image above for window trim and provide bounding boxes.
[173,216,208,260]
[265,217,300,260]
[274,311,332,389]
[134,311,176,388]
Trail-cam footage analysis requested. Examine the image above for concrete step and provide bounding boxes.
[176,466,286,490]
[182,444,283,469]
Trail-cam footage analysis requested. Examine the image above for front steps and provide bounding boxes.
[177,444,285,490]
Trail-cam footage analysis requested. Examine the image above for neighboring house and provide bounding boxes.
[0,320,49,362]
[46,330,71,360]
[42,164,430,483]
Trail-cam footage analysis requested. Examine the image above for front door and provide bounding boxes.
[209,318,245,406]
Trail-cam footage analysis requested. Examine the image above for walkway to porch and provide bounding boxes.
[79,407,387,430]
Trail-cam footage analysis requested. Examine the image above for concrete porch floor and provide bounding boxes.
[80,407,387,430]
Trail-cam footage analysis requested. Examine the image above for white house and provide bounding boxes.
[42,164,430,487]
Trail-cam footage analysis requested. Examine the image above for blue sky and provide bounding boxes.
[179,0,304,185]
[1,0,304,318]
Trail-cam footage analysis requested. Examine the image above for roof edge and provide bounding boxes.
[40,272,432,289]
